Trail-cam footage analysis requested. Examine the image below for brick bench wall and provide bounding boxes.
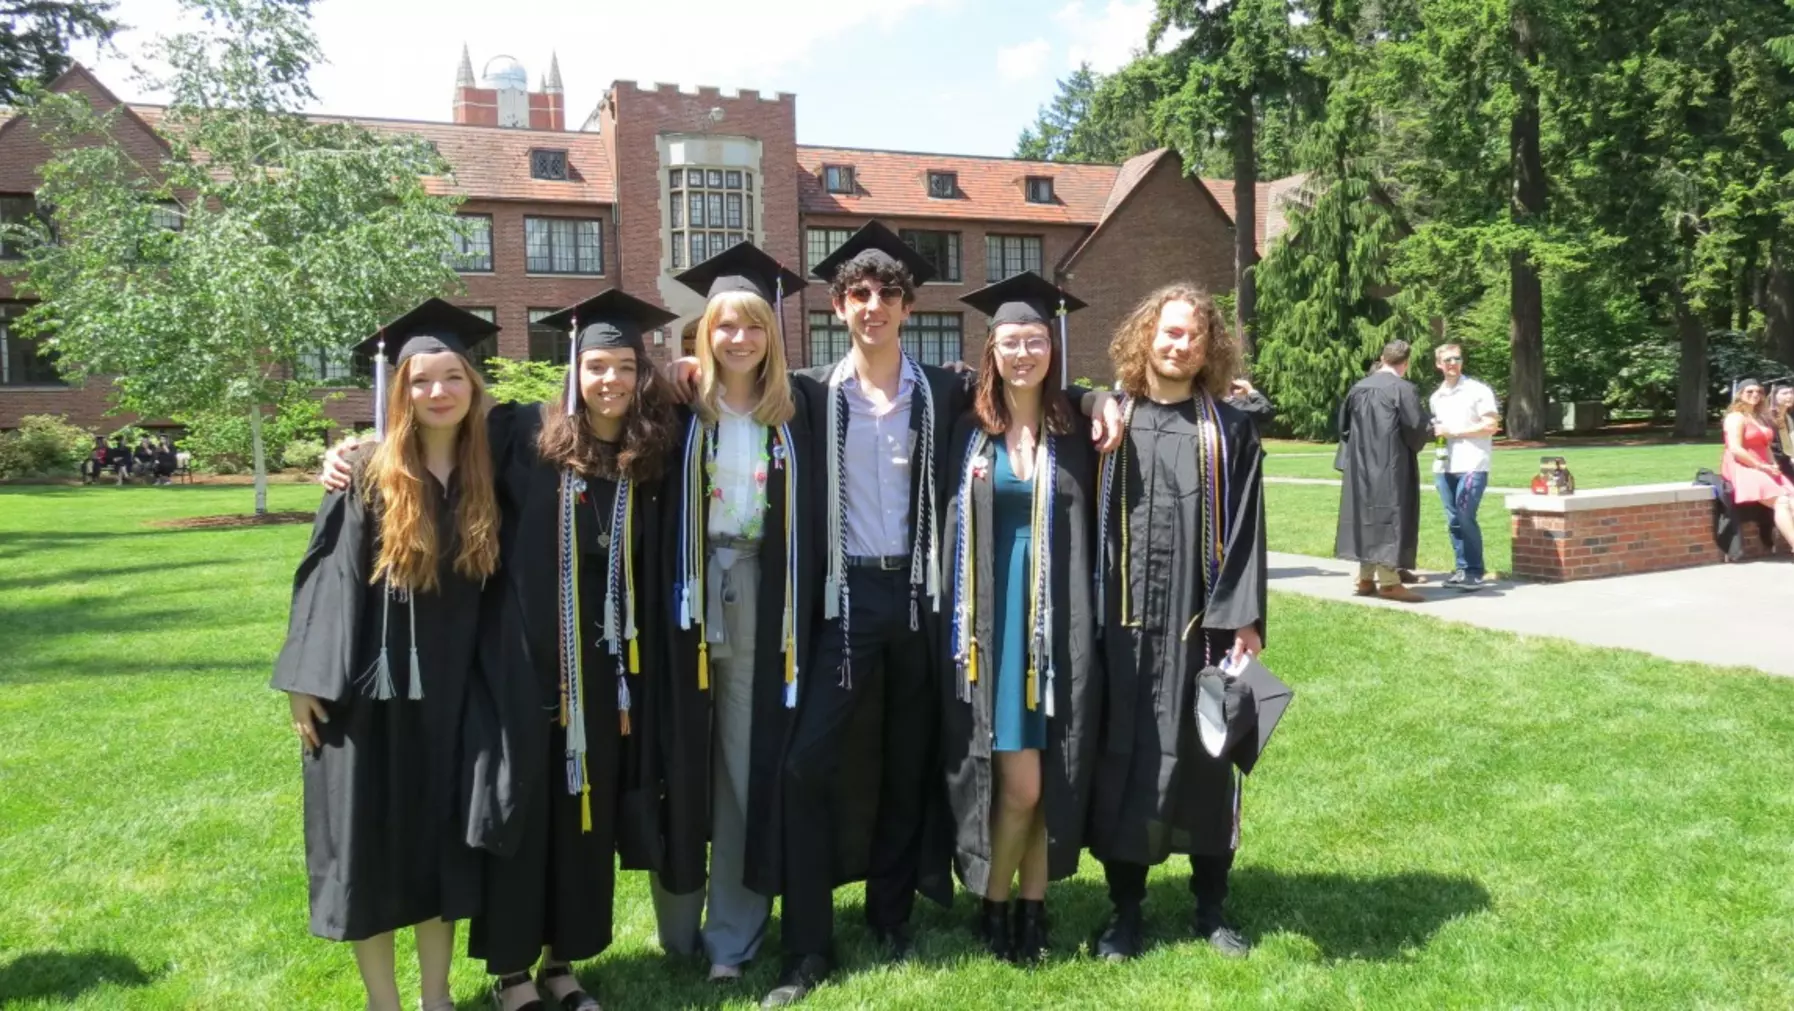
[1508,483,1782,582]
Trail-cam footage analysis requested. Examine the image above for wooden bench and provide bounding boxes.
[1507,483,1783,582]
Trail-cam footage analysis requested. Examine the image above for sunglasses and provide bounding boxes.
[845,285,906,306]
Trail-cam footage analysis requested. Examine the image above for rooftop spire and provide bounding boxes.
[545,52,564,94]
[455,44,474,89]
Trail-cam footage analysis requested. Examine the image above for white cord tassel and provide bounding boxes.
[372,584,395,700]
[405,594,424,700]
[564,316,579,416]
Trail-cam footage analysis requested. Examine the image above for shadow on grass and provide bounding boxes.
[0,558,222,594]
[0,948,160,1003]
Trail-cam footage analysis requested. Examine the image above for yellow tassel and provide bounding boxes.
[1026,666,1038,711]
[628,638,639,674]
[619,709,631,737]
[579,757,592,833]
[967,643,979,684]
[785,639,796,684]
[697,641,710,691]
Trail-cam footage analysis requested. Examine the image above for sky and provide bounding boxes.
[79,0,1166,157]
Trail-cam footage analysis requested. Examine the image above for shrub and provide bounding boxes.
[180,396,331,474]
[486,357,566,406]
[280,437,325,472]
[0,414,94,480]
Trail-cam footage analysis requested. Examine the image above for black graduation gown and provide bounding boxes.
[1088,397,1267,865]
[271,458,485,942]
[467,403,668,974]
[781,361,968,904]
[937,414,1101,894]
[1333,370,1429,569]
[656,392,822,898]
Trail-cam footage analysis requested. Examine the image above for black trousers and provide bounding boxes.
[780,567,936,959]
[1102,851,1235,916]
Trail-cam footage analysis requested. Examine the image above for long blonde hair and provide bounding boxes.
[693,289,794,426]
[365,354,500,593]
[1109,283,1240,400]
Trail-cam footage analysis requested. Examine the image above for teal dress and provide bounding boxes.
[991,440,1047,753]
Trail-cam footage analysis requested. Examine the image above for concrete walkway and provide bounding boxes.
[1268,551,1794,677]
[1264,475,1529,494]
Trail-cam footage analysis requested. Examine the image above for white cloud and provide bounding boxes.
[1053,0,1174,74]
[996,38,1052,82]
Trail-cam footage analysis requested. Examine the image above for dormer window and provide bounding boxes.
[927,171,958,199]
[1025,176,1055,204]
[823,164,856,195]
[530,148,569,181]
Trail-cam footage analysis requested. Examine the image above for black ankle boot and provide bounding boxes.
[978,899,1012,960]
[1012,899,1047,965]
[1096,901,1143,962]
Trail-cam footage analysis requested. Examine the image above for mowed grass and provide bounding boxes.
[1261,441,1723,490]
[1265,483,1515,577]
[5,485,1794,1008]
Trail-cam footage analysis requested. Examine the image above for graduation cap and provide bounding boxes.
[535,288,678,415]
[961,271,1086,390]
[1195,653,1292,775]
[674,241,807,314]
[809,220,937,286]
[356,298,501,437]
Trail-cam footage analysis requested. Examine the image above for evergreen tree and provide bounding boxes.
[1015,63,1160,163]
[0,1,118,103]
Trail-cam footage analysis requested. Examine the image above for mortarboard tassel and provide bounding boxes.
[579,755,592,832]
[1057,296,1069,391]
[405,594,424,700]
[373,333,387,439]
[565,314,579,417]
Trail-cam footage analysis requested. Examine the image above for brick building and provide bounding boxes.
[0,56,1299,433]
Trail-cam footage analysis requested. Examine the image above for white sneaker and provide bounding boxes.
[708,963,743,983]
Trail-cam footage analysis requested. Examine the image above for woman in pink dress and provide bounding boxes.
[1721,378,1794,550]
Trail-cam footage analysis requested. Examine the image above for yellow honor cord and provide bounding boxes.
[579,755,592,832]
[785,637,796,684]
[964,459,978,686]
[692,426,709,688]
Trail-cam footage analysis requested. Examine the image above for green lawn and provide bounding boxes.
[4,486,1794,1008]
[1265,483,1514,577]
[1261,441,1722,490]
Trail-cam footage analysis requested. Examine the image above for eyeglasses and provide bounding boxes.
[994,337,1051,355]
[845,285,906,306]
[1441,357,1463,364]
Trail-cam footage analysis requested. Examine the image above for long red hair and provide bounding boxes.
[365,354,500,593]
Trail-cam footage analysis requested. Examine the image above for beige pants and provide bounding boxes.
[1358,562,1399,588]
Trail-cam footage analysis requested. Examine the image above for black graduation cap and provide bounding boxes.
[675,241,807,304]
[809,220,937,286]
[1195,654,1292,775]
[537,289,679,357]
[354,298,500,367]
[959,270,1086,327]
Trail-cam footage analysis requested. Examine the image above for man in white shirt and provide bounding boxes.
[1428,343,1501,589]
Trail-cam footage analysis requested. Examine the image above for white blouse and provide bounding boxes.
[708,400,769,539]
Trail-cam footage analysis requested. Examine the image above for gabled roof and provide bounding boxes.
[0,63,171,156]
[129,104,615,204]
[796,145,1120,225]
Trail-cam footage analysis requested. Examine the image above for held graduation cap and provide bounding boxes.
[355,298,501,438]
[959,270,1087,390]
[535,288,679,415]
[1195,654,1293,776]
[809,219,937,286]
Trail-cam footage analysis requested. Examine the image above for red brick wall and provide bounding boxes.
[795,212,1091,368]
[1059,157,1237,385]
[1510,498,1781,581]
[608,83,799,363]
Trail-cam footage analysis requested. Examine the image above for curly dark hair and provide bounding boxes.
[970,323,1076,437]
[535,350,676,483]
[1109,283,1240,400]
[826,257,916,307]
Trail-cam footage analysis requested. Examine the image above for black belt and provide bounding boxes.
[845,554,909,571]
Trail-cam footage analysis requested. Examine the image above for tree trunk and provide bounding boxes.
[1768,245,1794,368]
[1232,88,1259,356]
[250,403,268,516]
[1673,291,1709,439]
[1506,6,1548,440]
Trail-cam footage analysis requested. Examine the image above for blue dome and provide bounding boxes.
[481,56,528,92]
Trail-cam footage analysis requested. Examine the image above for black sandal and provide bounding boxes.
[535,965,600,1011]
[490,972,544,1011]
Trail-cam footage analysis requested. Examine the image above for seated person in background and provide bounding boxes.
[1721,379,1794,551]
[1771,385,1793,483]
[82,436,107,483]
[155,436,179,485]
[133,437,157,481]
[105,438,132,483]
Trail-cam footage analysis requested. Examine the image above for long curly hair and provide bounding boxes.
[365,354,500,594]
[535,347,677,483]
[1109,283,1240,400]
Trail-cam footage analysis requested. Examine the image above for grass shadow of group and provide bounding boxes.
[0,949,160,1006]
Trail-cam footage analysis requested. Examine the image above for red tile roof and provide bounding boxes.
[130,105,615,205]
[796,145,1120,225]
